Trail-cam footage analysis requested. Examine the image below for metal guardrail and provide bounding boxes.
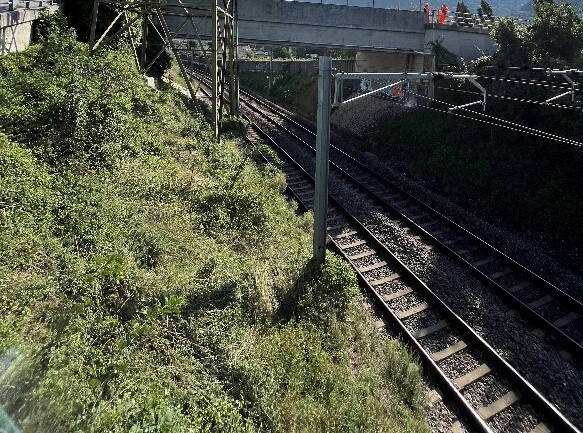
[426,10,495,29]
[1,0,57,12]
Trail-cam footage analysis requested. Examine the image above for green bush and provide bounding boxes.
[296,254,360,324]
[0,25,164,169]
[0,30,429,433]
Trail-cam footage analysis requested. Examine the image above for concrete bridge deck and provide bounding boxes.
[167,0,496,60]
[168,0,427,52]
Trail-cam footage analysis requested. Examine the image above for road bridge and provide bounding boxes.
[167,0,496,62]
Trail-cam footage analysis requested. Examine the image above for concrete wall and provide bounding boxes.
[355,51,433,73]
[425,24,497,60]
[238,59,355,74]
[0,5,59,55]
[167,0,426,52]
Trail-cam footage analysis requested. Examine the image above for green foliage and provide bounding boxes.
[296,255,360,324]
[477,0,494,19]
[0,23,166,169]
[240,71,318,117]
[489,18,530,66]
[456,1,471,14]
[0,31,429,433]
[429,41,462,71]
[489,0,583,67]
[33,10,72,42]
[272,46,294,59]
[529,0,583,66]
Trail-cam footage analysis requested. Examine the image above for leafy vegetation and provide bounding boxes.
[456,2,471,14]
[0,14,429,433]
[478,1,494,19]
[370,0,583,251]
[489,0,583,67]
[240,71,318,117]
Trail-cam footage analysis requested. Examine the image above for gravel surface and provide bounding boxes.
[243,97,583,431]
[331,101,583,300]
[421,327,463,353]
[489,402,540,433]
[438,347,484,379]
[461,373,510,408]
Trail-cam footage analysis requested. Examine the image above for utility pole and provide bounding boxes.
[141,6,148,71]
[227,0,237,116]
[268,47,273,96]
[89,0,100,49]
[313,56,332,265]
[211,0,219,138]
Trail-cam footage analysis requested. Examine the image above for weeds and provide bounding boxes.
[0,17,429,433]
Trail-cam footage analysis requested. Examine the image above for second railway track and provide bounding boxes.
[189,70,583,432]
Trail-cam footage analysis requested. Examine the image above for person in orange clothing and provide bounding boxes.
[437,4,449,24]
[423,2,431,22]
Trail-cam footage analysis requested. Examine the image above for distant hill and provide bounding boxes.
[454,0,583,18]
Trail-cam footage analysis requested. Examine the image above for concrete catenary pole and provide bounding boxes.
[211,0,219,138]
[233,0,240,114]
[313,56,332,265]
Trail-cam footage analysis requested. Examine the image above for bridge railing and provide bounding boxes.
[283,0,424,11]
[425,10,495,29]
[1,0,58,12]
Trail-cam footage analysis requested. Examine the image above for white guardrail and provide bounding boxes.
[1,0,58,12]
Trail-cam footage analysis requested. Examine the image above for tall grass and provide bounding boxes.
[0,14,429,433]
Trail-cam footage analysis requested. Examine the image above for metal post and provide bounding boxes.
[268,47,273,96]
[211,0,219,138]
[313,56,332,265]
[228,4,237,116]
[141,8,148,71]
[89,0,101,49]
[233,0,240,116]
[234,0,240,114]
[156,10,198,102]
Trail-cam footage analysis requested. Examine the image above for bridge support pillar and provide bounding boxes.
[211,0,219,138]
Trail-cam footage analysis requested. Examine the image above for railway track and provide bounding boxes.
[188,70,581,433]
[241,88,583,357]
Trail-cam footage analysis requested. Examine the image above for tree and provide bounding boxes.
[527,0,583,66]
[489,18,530,66]
[456,2,470,14]
[477,0,494,20]
[487,0,583,68]
[272,46,293,59]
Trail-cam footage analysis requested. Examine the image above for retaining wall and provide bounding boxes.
[0,4,59,55]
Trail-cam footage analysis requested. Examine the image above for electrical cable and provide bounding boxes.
[475,75,581,92]
[394,88,583,148]
[433,85,583,112]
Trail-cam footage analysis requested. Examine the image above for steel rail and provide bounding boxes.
[190,71,581,432]
[242,115,580,433]
[233,86,583,357]
[226,81,583,356]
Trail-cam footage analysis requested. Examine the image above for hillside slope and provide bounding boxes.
[0,15,429,433]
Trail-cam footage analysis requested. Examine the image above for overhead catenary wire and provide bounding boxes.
[433,85,583,112]
[475,74,581,92]
[411,89,583,147]
[393,87,583,148]
[395,95,581,147]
